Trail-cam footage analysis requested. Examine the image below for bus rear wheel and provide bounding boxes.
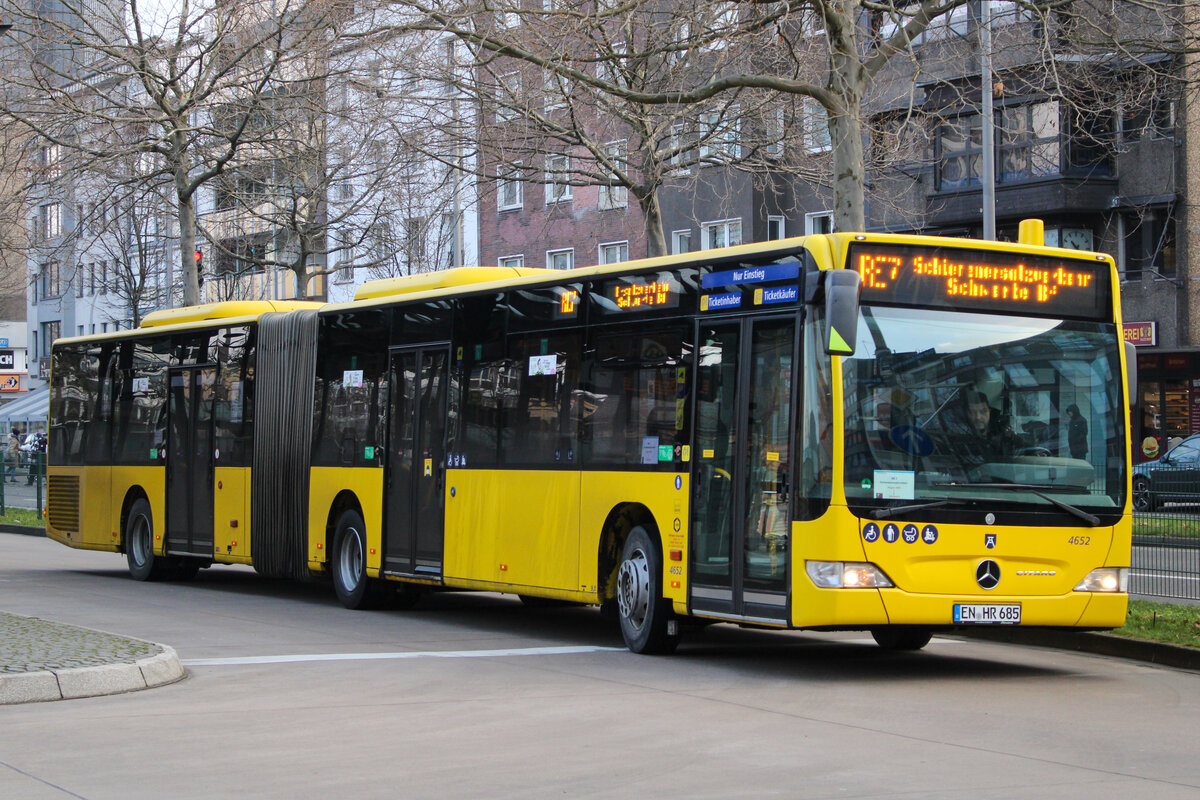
[124,498,177,581]
[871,628,933,651]
[616,526,679,655]
[331,510,386,610]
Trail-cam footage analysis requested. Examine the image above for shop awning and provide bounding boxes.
[0,387,49,429]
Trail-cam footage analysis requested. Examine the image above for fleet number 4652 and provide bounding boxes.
[1067,535,1091,546]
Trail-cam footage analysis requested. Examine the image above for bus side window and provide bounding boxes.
[583,325,690,469]
[505,332,582,466]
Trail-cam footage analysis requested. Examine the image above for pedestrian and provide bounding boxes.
[1067,404,1088,459]
[4,428,20,483]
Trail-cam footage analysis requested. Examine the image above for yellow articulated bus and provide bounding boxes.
[47,221,1134,654]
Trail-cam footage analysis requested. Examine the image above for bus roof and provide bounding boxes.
[139,300,325,328]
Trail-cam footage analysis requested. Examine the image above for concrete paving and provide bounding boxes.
[0,610,184,704]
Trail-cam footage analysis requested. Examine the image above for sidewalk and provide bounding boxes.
[0,611,184,704]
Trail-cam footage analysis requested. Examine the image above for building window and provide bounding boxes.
[546,248,574,269]
[544,154,572,204]
[499,254,525,268]
[767,216,786,240]
[41,320,61,354]
[997,102,1060,182]
[1122,207,1175,279]
[765,108,786,159]
[667,123,691,173]
[701,219,741,250]
[75,265,84,297]
[672,230,692,254]
[497,72,521,121]
[805,211,834,235]
[42,143,61,180]
[543,70,566,112]
[99,260,108,293]
[1123,93,1174,142]
[801,98,831,154]
[498,164,524,211]
[700,109,741,161]
[40,203,62,241]
[598,141,628,210]
[39,262,61,298]
[599,241,628,264]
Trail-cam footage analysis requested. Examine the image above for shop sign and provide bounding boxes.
[1192,380,1200,435]
[1122,321,1156,346]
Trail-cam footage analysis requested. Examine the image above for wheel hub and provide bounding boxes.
[617,549,650,629]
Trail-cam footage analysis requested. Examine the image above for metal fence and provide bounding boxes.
[1131,467,1200,601]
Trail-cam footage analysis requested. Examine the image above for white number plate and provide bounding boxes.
[953,603,1021,624]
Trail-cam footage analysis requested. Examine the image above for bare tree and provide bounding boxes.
[0,0,338,305]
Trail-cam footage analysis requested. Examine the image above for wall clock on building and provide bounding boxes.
[1060,228,1094,250]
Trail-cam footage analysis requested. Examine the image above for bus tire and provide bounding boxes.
[125,498,170,581]
[616,526,680,655]
[871,628,933,651]
[331,510,384,610]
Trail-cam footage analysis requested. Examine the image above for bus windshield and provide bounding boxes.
[842,305,1126,518]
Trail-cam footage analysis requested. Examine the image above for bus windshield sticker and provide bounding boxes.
[342,369,364,389]
[851,242,1107,319]
[528,354,557,376]
[873,470,915,500]
[641,436,660,465]
[702,261,800,289]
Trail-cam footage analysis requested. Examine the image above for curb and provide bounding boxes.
[0,524,45,536]
[0,645,185,705]
[960,628,1200,671]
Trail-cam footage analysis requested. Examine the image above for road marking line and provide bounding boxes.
[182,645,625,666]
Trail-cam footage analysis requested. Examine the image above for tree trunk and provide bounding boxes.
[177,194,201,306]
[637,188,667,258]
[827,0,869,232]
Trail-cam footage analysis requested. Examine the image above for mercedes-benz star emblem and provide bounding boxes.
[976,559,1001,590]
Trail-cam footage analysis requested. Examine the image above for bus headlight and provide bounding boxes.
[806,561,894,589]
[1073,568,1128,593]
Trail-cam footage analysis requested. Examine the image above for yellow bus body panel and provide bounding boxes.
[579,472,689,609]
[212,467,251,563]
[444,469,581,592]
[791,511,889,627]
[307,466,384,575]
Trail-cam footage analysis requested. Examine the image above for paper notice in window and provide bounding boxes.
[528,355,557,376]
[641,436,660,465]
[873,470,915,500]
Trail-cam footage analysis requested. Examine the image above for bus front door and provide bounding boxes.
[165,366,216,557]
[690,317,795,623]
[384,346,449,577]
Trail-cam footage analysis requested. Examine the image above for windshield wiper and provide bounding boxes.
[933,481,1101,526]
[870,497,969,519]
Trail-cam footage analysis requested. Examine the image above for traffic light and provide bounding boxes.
[195,249,204,287]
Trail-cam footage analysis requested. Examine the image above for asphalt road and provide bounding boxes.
[3,534,1199,800]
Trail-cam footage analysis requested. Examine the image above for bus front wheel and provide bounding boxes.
[616,526,680,655]
[331,510,385,610]
[871,628,932,651]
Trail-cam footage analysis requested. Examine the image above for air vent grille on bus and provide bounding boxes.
[47,476,81,533]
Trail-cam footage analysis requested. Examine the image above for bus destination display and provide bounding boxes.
[604,277,680,312]
[850,242,1108,319]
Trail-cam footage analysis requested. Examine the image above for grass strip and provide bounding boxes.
[1111,599,1200,649]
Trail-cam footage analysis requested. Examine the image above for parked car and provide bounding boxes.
[1132,434,1200,511]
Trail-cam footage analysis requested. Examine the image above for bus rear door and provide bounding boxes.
[165,366,216,556]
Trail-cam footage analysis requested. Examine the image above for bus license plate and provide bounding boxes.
[953,604,1021,624]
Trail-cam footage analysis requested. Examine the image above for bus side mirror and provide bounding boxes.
[824,270,861,356]
[1125,340,1137,411]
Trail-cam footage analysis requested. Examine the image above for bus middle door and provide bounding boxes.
[384,345,449,577]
